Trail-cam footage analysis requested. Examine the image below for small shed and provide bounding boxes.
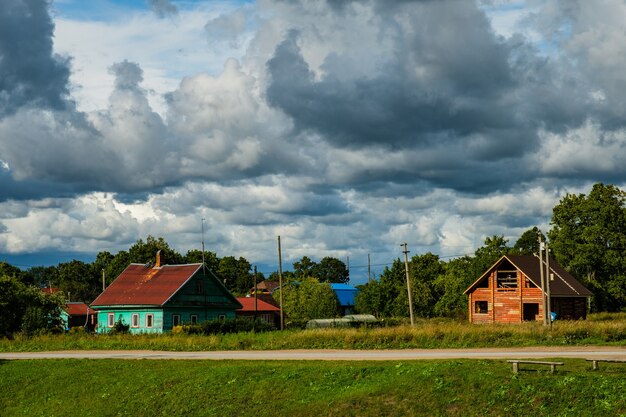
[62,302,97,331]
[464,255,592,324]
[330,283,359,316]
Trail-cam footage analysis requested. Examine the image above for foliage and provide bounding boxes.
[112,317,130,334]
[278,278,339,322]
[0,274,65,338]
[513,226,544,255]
[548,183,626,311]
[217,256,253,296]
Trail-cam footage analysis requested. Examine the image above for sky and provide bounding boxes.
[1,0,626,283]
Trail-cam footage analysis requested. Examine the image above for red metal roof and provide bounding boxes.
[41,287,60,295]
[65,302,94,316]
[91,263,202,307]
[236,297,280,312]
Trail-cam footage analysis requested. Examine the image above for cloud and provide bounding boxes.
[0,0,71,115]
[147,0,178,18]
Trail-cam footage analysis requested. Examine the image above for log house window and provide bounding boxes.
[497,271,518,289]
[146,314,154,328]
[131,313,139,328]
[190,315,198,324]
[107,313,114,327]
[475,301,488,314]
[172,314,180,327]
[218,314,226,321]
[196,280,203,293]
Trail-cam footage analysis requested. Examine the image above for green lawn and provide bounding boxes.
[1,359,624,416]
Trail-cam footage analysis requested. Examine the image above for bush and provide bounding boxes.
[178,318,275,335]
[110,318,130,334]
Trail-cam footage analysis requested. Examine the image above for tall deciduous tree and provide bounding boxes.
[548,183,626,311]
[293,256,317,279]
[314,257,349,283]
[279,278,339,323]
[513,227,545,256]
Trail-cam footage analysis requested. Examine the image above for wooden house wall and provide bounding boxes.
[96,309,164,334]
[468,270,544,324]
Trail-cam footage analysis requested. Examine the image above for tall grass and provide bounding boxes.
[1,313,624,352]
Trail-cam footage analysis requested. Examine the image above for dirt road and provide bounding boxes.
[1,346,624,361]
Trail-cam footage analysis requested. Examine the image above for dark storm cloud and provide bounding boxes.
[265,1,598,193]
[147,0,178,18]
[0,0,71,116]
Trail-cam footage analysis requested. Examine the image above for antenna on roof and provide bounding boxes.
[201,218,206,266]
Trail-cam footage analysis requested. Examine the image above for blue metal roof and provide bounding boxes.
[330,284,359,307]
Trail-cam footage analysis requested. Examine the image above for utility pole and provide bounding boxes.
[538,235,547,326]
[401,242,415,326]
[346,255,350,279]
[254,265,258,330]
[102,269,106,292]
[546,241,552,326]
[368,253,371,284]
[278,235,284,331]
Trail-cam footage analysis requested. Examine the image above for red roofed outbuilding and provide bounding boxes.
[236,296,280,327]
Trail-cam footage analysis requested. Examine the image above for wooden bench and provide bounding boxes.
[507,360,564,374]
[586,359,626,370]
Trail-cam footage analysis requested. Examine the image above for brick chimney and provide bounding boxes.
[155,250,162,268]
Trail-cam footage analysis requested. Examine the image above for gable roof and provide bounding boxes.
[250,280,280,294]
[65,302,95,316]
[91,263,202,307]
[236,297,280,312]
[464,254,592,297]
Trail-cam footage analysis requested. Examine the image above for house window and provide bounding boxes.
[190,315,198,325]
[146,314,154,328]
[196,280,203,293]
[496,271,518,289]
[475,301,488,314]
[218,314,226,321]
[172,314,180,327]
[131,314,139,328]
[107,313,115,327]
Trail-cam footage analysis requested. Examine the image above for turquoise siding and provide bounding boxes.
[93,267,240,334]
[96,309,163,334]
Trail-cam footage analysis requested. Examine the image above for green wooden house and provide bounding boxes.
[91,255,241,334]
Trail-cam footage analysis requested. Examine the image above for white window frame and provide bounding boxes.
[218,314,226,321]
[146,314,154,328]
[131,313,139,328]
[190,314,198,325]
[107,313,115,328]
[172,314,180,327]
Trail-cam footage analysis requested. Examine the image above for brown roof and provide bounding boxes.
[41,287,61,295]
[65,302,95,316]
[250,280,280,294]
[236,297,280,312]
[465,255,593,297]
[91,263,202,307]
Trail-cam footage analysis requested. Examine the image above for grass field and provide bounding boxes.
[1,358,625,416]
[1,314,625,352]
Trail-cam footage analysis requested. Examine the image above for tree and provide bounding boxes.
[56,260,99,302]
[279,278,339,323]
[433,256,475,318]
[548,183,626,311]
[184,249,219,271]
[293,256,317,279]
[128,235,183,265]
[0,274,64,338]
[313,257,349,283]
[217,256,253,295]
[513,227,545,256]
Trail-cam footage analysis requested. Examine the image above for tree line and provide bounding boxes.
[1,182,625,336]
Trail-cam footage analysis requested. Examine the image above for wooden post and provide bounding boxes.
[546,242,552,326]
[539,234,548,325]
[367,253,371,284]
[278,236,284,331]
[401,242,415,326]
